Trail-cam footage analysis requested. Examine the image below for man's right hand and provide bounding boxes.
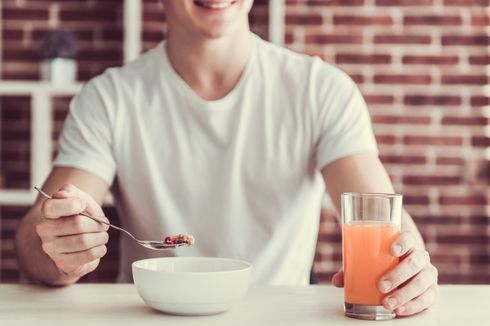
[35,184,109,279]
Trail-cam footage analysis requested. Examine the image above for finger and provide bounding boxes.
[379,249,430,293]
[395,284,438,316]
[391,231,415,257]
[382,265,437,310]
[54,184,104,217]
[54,245,107,274]
[42,197,86,219]
[37,215,109,238]
[51,232,109,254]
[331,270,344,287]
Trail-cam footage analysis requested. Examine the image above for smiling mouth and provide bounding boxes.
[193,1,237,10]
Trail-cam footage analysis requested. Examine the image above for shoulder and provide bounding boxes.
[76,43,163,109]
[254,36,312,78]
[255,35,356,95]
[84,43,162,95]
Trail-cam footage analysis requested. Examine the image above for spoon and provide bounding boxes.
[34,187,192,250]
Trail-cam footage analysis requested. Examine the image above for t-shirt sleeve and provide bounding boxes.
[314,61,379,170]
[53,77,116,186]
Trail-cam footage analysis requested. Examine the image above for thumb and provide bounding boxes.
[331,269,344,287]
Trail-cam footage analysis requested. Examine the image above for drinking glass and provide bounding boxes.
[341,192,402,320]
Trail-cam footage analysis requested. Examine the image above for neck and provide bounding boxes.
[165,26,252,101]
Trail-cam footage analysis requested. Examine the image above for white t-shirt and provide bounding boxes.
[53,33,378,285]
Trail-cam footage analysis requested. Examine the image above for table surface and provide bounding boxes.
[0,284,488,325]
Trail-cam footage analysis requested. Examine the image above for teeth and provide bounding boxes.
[195,1,233,9]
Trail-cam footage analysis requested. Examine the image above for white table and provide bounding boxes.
[0,284,488,325]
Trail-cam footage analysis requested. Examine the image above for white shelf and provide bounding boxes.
[0,81,83,96]
[0,190,36,206]
[0,190,113,206]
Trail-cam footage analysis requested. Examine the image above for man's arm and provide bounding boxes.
[15,167,110,286]
[321,152,438,316]
[321,152,424,246]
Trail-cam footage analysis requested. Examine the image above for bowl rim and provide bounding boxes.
[132,256,253,275]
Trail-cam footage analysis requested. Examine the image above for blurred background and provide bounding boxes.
[0,0,488,284]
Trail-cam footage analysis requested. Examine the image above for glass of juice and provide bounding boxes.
[341,192,402,320]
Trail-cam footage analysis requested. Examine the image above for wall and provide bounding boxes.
[0,0,489,284]
[284,0,490,283]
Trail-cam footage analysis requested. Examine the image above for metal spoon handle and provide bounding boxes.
[34,186,139,242]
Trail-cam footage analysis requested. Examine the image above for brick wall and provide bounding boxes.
[1,0,489,284]
[285,0,490,284]
[1,0,124,81]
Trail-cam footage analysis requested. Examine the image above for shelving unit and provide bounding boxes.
[0,82,83,205]
[0,0,285,206]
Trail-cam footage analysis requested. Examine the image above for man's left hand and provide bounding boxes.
[332,230,439,316]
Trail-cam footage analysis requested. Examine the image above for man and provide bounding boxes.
[15,0,438,317]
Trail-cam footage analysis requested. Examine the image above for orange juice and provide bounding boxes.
[343,221,400,305]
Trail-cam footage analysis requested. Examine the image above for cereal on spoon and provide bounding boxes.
[164,233,195,246]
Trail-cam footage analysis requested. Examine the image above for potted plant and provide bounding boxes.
[40,29,78,84]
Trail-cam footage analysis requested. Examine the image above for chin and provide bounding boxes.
[199,28,230,39]
[196,21,242,39]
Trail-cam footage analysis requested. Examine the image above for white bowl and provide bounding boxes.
[132,257,252,315]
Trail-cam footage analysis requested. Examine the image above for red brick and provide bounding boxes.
[2,29,24,41]
[403,195,430,205]
[142,30,166,42]
[402,175,461,185]
[431,253,464,264]
[404,15,463,26]
[59,9,119,22]
[2,8,49,20]
[442,116,488,126]
[404,95,462,106]
[142,10,166,22]
[437,235,488,244]
[286,14,323,25]
[333,15,393,26]
[470,96,490,106]
[380,155,427,164]
[1,70,38,80]
[364,95,395,104]
[101,28,124,41]
[402,55,459,65]
[469,254,490,264]
[249,12,269,26]
[469,56,490,65]
[468,216,490,225]
[443,0,488,6]
[410,214,463,224]
[1,150,30,161]
[376,0,433,5]
[471,14,490,26]
[442,35,490,46]
[436,157,464,166]
[3,49,41,62]
[376,135,398,144]
[336,53,391,64]
[348,74,365,84]
[403,136,464,146]
[439,195,487,206]
[372,115,432,124]
[76,49,122,61]
[441,75,488,85]
[471,136,490,147]
[318,233,342,242]
[32,29,95,42]
[305,33,363,44]
[373,74,431,84]
[374,34,432,44]
[286,0,365,6]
